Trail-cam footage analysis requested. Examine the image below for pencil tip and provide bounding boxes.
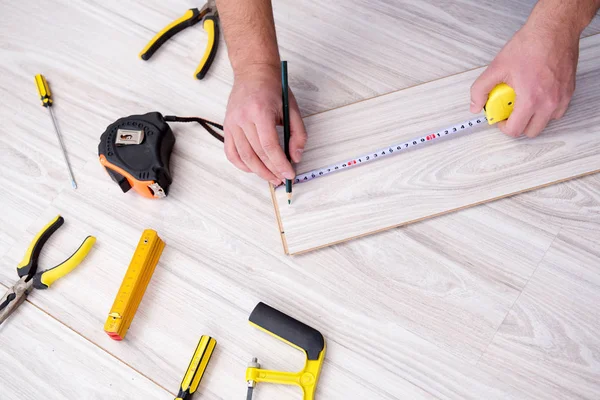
[288,199,291,205]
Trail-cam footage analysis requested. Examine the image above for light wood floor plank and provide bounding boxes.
[478,227,600,400]
[3,1,600,399]
[273,0,600,114]
[274,34,600,254]
[0,294,172,399]
[487,174,600,237]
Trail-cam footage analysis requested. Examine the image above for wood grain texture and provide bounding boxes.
[274,34,600,254]
[0,293,171,399]
[478,227,600,400]
[273,0,600,115]
[3,0,600,399]
[487,173,600,237]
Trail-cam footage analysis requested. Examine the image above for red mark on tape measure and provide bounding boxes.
[426,134,436,141]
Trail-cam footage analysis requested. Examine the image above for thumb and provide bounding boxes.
[470,65,505,113]
[288,95,307,163]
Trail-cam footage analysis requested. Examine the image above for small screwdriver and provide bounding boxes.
[34,74,77,189]
[175,335,217,400]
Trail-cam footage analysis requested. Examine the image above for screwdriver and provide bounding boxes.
[175,335,217,400]
[34,74,77,189]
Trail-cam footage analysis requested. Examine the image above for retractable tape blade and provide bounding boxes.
[294,83,515,184]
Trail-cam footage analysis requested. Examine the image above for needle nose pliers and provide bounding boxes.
[0,216,96,325]
[139,0,220,80]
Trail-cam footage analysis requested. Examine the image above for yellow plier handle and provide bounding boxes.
[33,235,96,289]
[139,7,220,80]
[17,215,65,279]
[195,15,219,80]
[16,215,96,289]
[140,9,204,61]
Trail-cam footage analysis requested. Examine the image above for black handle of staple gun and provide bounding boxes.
[249,302,325,360]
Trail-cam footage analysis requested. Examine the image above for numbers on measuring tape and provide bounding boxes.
[293,116,483,184]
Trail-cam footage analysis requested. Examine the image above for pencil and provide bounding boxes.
[281,61,292,204]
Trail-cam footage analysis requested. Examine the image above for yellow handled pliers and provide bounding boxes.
[0,216,96,325]
[139,1,219,80]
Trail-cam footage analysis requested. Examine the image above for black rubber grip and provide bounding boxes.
[249,302,325,360]
[141,8,202,61]
[17,216,64,280]
[195,16,219,80]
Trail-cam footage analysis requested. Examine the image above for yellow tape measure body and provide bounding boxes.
[484,83,516,124]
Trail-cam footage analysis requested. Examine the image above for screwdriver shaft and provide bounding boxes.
[48,107,77,189]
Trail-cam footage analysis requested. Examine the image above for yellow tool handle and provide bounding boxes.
[139,9,203,61]
[176,336,217,400]
[34,74,53,107]
[484,83,516,125]
[17,216,64,279]
[33,236,96,289]
[246,303,326,400]
[194,16,219,80]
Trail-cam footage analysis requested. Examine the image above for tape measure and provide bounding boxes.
[104,229,165,340]
[294,83,516,184]
[98,112,223,199]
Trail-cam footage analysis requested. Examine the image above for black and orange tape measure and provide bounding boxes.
[98,112,223,199]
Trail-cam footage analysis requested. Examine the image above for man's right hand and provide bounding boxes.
[223,65,307,185]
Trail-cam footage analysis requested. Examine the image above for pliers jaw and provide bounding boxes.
[0,278,32,325]
[0,215,96,325]
[199,0,218,18]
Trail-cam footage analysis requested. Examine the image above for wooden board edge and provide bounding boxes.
[269,183,289,255]
[300,32,600,120]
[287,170,600,255]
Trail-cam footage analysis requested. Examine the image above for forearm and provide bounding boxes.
[527,0,600,36]
[216,0,280,76]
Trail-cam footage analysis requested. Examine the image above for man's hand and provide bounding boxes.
[470,13,580,138]
[223,65,306,185]
[470,0,600,138]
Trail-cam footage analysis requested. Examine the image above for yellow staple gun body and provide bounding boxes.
[246,302,326,400]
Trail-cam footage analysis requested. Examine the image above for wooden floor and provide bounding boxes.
[1,1,599,399]
[274,35,600,254]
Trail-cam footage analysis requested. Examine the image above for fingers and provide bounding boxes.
[224,128,250,173]
[523,113,552,138]
[243,122,283,183]
[256,116,295,180]
[499,100,534,137]
[230,124,280,184]
[288,94,307,163]
[470,65,506,113]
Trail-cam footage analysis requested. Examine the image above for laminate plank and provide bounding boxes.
[478,227,600,400]
[487,173,600,237]
[274,34,600,254]
[0,160,551,398]
[273,0,600,114]
[3,1,600,399]
[0,294,171,399]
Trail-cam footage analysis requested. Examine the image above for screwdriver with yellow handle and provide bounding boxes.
[34,74,77,189]
[175,335,217,400]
